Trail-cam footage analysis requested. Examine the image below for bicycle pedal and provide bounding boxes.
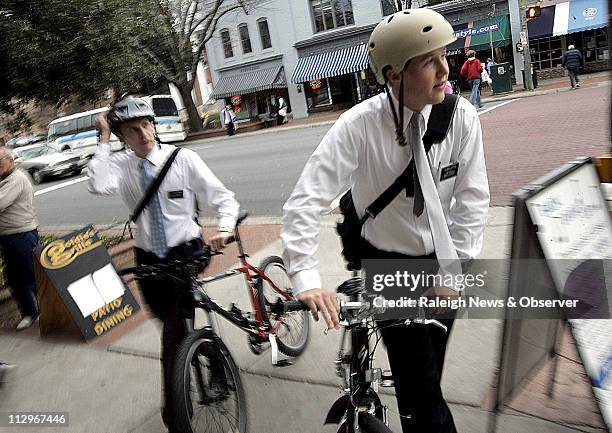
[273,359,292,367]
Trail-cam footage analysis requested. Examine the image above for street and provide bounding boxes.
[32,88,610,228]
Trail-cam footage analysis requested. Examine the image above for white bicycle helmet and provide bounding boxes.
[369,9,456,84]
[107,96,156,134]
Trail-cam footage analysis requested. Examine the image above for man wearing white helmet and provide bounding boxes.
[88,96,239,433]
[282,9,489,433]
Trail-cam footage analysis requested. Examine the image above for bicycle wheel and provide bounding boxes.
[258,255,310,357]
[172,329,247,433]
[338,413,393,433]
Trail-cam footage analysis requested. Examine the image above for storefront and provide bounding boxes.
[527,0,608,78]
[446,15,514,83]
[291,43,376,112]
[210,58,290,121]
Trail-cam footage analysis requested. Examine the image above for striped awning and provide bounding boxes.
[211,66,286,99]
[291,44,369,84]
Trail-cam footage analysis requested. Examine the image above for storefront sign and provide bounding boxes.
[35,226,140,340]
[309,79,322,90]
[231,95,242,106]
[454,21,500,39]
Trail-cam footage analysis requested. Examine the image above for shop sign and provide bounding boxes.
[309,79,322,90]
[454,21,500,39]
[231,95,242,106]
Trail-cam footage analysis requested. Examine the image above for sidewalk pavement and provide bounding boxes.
[0,207,607,433]
[183,71,611,145]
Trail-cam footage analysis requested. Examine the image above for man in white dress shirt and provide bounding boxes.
[281,10,489,433]
[88,96,239,433]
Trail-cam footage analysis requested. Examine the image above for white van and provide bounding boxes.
[47,107,122,156]
[142,95,187,143]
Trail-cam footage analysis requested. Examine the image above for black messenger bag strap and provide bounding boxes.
[130,147,181,223]
[362,93,460,222]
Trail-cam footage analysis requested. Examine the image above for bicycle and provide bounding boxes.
[275,277,448,433]
[119,211,310,433]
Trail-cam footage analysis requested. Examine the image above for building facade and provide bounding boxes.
[204,0,608,119]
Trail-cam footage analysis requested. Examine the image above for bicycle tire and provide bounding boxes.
[338,413,393,433]
[258,255,310,357]
[172,329,247,433]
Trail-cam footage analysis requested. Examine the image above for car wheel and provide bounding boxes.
[30,170,43,185]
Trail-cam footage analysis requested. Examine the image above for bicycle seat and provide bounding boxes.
[336,277,364,296]
[236,210,249,227]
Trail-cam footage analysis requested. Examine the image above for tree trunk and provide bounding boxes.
[175,80,204,133]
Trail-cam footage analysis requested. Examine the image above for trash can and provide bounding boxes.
[521,65,539,89]
[490,62,513,94]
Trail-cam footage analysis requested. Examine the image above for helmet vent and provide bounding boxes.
[387,15,394,23]
[403,11,410,14]
[423,25,433,33]
[370,42,375,48]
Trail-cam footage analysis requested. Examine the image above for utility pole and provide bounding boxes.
[519,0,534,90]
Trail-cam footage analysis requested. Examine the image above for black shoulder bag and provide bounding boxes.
[337,94,459,270]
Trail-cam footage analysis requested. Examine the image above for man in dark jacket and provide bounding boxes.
[562,45,583,89]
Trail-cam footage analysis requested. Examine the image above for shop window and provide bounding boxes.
[221,29,233,58]
[257,18,272,49]
[582,28,609,63]
[529,36,562,70]
[311,0,354,33]
[305,78,332,108]
[238,24,252,54]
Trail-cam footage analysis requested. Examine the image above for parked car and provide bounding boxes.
[5,135,46,149]
[13,145,88,184]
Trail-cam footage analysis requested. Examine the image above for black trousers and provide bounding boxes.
[135,238,204,432]
[360,238,458,433]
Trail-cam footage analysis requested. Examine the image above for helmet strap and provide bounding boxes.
[385,73,407,147]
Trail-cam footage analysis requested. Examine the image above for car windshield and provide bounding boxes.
[152,98,179,117]
[18,146,58,160]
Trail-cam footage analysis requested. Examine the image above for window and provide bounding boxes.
[220,29,233,58]
[238,24,252,54]
[530,36,563,70]
[311,0,354,33]
[77,114,95,132]
[380,0,397,16]
[152,98,178,117]
[257,18,272,49]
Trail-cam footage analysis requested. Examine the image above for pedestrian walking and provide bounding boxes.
[281,9,489,433]
[277,97,288,125]
[485,57,496,75]
[89,96,239,433]
[221,104,237,136]
[460,50,484,108]
[562,45,583,89]
[0,147,39,331]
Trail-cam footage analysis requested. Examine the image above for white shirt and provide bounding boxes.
[281,92,490,294]
[88,142,239,253]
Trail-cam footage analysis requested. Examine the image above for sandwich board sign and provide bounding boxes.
[34,225,140,340]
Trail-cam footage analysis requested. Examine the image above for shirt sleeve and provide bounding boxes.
[185,149,239,230]
[448,104,490,260]
[87,143,129,196]
[0,172,24,212]
[281,114,363,294]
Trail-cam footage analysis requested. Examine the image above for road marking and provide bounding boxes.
[34,176,89,196]
[191,144,214,151]
[478,99,516,116]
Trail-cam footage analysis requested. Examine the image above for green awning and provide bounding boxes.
[447,15,511,55]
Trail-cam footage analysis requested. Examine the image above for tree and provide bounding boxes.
[1,0,263,134]
[0,0,162,130]
[105,0,263,133]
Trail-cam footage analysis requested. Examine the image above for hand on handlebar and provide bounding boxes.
[297,288,341,330]
[209,231,233,251]
[423,285,460,317]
